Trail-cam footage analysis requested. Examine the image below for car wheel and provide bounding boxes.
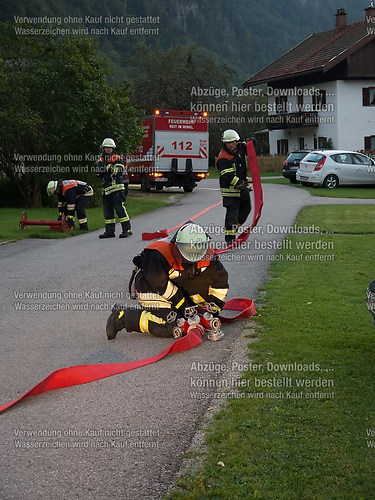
[323,174,339,189]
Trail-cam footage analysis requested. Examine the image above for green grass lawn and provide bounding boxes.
[168,204,375,499]
[263,177,375,199]
[300,205,375,234]
[259,171,283,177]
[0,189,184,241]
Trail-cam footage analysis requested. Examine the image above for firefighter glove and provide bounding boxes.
[234,180,248,190]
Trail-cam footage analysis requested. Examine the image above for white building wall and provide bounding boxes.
[268,81,340,154]
[314,81,338,148]
[336,80,375,151]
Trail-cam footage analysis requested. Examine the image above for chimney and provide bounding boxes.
[365,2,375,19]
[335,8,347,29]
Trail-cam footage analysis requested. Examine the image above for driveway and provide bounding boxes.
[0,180,373,499]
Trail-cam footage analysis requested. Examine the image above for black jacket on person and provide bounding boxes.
[134,240,229,312]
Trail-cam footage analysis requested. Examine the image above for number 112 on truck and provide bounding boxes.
[126,109,209,192]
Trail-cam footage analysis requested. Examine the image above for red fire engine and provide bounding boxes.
[126,109,209,192]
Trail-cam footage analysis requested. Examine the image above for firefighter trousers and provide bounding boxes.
[122,307,176,338]
[222,188,251,243]
[102,190,131,232]
[75,196,91,226]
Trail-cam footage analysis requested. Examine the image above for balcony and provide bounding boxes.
[266,111,319,130]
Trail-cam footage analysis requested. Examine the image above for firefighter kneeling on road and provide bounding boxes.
[216,129,252,244]
[96,137,132,239]
[106,222,229,340]
[46,179,93,230]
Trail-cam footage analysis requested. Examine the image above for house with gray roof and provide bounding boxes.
[243,5,375,154]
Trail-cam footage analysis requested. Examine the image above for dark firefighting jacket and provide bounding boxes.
[216,145,248,198]
[96,153,129,195]
[57,180,93,218]
[133,240,229,313]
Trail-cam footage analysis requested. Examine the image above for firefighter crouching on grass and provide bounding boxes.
[106,222,229,340]
[216,129,251,244]
[96,137,132,239]
[46,179,93,230]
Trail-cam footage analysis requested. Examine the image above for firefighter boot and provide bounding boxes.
[119,222,133,239]
[79,222,88,231]
[66,216,75,230]
[106,306,126,340]
[99,223,115,239]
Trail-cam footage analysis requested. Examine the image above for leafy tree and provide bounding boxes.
[0,24,143,207]
[129,43,236,113]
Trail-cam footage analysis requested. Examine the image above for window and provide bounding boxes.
[297,94,304,109]
[275,96,288,113]
[277,139,288,155]
[364,135,375,150]
[362,88,375,106]
[351,153,372,165]
[298,137,305,149]
[287,152,308,161]
[313,90,326,108]
[303,153,325,163]
[331,154,352,164]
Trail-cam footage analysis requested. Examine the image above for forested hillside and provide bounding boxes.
[1,0,369,81]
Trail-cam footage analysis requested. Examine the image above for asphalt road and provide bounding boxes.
[1,180,374,499]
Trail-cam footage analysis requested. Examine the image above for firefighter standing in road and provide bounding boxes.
[106,222,229,340]
[216,129,251,244]
[46,179,93,230]
[96,137,132,239]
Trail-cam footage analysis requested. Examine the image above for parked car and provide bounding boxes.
[296,150,375,188]
[282,150,310,183]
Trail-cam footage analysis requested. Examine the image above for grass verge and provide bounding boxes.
[168,204,375,499]
[262,177,375,199]
[0,189,184,242]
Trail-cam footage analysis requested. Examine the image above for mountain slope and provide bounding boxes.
[1,0,369,81]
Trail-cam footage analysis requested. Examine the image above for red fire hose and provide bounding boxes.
[0,299,255,414]
[1,142,262,414]
[141,140,264,252]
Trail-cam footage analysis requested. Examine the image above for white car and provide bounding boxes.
[296,150,375,188]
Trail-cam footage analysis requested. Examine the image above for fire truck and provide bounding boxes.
[126,109,209,192]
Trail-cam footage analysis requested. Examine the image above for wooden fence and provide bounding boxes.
[256,155,284,172]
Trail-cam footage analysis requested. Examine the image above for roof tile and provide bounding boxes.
[244,22,372,85]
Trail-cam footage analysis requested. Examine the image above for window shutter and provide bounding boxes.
[321,90,326,106]
[363,88,370,106]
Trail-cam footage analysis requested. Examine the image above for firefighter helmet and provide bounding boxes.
[175,223,210,262]
[222,129,240,142]
[46,180,58,197]
[101,137,116,149]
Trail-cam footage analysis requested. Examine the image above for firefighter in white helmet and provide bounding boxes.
[46,179,93,230]
[96,137,132,238]
[216,129,251,244]
[105,222,229,340]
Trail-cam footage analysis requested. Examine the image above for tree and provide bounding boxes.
[0,24,143,207]
[129,44,236,113]
[129,43,271,161]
